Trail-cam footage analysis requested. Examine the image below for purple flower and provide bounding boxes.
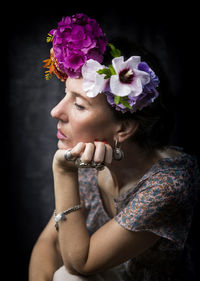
[49,13,107,78]
[138,62,160,93]
[105,90,159,113]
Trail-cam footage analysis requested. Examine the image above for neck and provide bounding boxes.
[108,141,160,192]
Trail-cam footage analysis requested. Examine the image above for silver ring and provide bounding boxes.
[95,162,105,171]
[75,158,104,170]
[92,161,105,171]
[75,158,91,168]
[64,149,76,161]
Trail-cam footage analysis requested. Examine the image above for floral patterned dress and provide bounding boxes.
[78,147,200,281]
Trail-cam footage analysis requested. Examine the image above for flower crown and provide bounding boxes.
[43,13,160,113]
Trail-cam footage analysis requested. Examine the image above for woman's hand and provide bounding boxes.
[53,141,113,174]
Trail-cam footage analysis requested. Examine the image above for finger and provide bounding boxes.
[93,141,106,163]
[104,144,113,164]
[81,143,95,163]
[70,142,86,159]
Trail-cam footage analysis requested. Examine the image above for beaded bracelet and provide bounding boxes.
[54,204,82,231]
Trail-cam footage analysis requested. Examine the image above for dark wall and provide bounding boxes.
[1,6,199,281]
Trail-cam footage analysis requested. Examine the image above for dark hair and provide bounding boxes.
[103,37,175,151]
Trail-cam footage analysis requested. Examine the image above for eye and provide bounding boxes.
[75,102,85,110]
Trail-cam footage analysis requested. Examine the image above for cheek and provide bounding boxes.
[71,113,115,143]
[72,120,102,142]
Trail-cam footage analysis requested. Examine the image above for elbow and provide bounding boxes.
[63,265,82,276]
[63,264,94,277]
[62,248,98,276]
[63,260,96,277]
[74,267,96,277]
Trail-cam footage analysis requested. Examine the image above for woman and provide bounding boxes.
[29,14,199,281]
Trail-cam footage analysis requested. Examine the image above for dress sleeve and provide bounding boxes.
[114,171,195,249]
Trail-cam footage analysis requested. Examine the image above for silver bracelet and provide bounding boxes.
[54,204,82,231]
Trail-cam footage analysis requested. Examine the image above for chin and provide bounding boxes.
[57,140,71,150]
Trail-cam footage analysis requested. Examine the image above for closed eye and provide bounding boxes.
[75,103,85,110]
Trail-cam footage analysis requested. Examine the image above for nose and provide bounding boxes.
[50,97,68,121]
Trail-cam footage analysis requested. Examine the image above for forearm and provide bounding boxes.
[53,169,90,274]
[29,218,63,281]
[29,239,61,281]
[52,143,113,275]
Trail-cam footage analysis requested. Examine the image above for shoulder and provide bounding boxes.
[146,147,199,188]
[139,149,199,203]
[156,148,199,192]
[114,152,198,248]
[114,148,198,226]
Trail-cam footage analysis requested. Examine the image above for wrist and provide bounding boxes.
[53,149,78,174]
[54,204,82,231]
[53,168,79,189]
[53,163,78,175]
[53,168,80,211]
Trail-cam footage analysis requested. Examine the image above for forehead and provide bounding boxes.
[65,77,108,107]
[65,77,86,96]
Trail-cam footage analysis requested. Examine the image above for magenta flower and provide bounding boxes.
[49,13,107,78]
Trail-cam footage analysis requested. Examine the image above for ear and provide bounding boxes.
[115,120,139,143]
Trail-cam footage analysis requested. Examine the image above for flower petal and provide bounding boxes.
[82,59,108,97]
[47,14,107,80]
[85,88,99,97]
[112,56,125,74]
[82,80,94,92]
[134,69,150,85]
[125,56,141,69]
[94,74,107,93]
[81,59,103,81]
[110,75,132,97]
[129,78,143,97]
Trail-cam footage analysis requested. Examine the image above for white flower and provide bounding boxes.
[81,59,108,97]
[110,56,150,97]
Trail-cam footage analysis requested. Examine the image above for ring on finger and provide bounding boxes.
[75,158,91,168]
[74,158,104,170]
[91,161,105,171]
[64,149,77,161]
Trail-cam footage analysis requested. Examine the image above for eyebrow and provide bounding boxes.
[71,91,92,105]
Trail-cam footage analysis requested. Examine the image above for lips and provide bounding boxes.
[57,129,68,140]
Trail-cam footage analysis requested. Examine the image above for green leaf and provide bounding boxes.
[108,64,116,75]
[114,96,132,109]
[45,72,52,80]
[114,95,120,105]
[119,97,132,109]
[46,33,54,43]
[108,43,121,58]
[97,68,112,79]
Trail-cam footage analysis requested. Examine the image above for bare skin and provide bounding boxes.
[29,77,179,280]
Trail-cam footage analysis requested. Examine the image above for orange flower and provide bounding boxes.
[43,58,52,68]
[43,48,68,81]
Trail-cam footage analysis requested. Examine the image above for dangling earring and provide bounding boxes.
[113,138,124,161]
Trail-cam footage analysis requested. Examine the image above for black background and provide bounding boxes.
[1,4,199,281]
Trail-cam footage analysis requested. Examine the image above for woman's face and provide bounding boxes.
[51,77,119,150]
